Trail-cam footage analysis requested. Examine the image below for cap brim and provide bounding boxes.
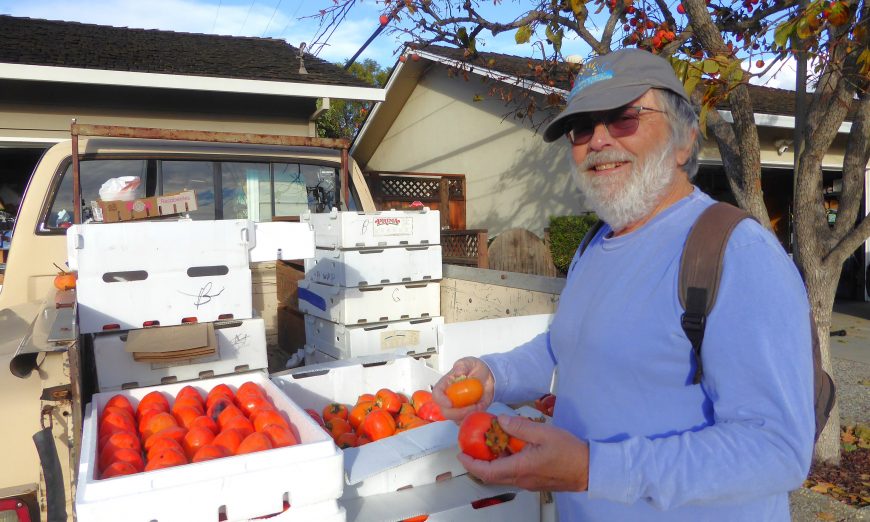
[542,84,651,143]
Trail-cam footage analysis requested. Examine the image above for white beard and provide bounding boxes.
[571,142,675,232]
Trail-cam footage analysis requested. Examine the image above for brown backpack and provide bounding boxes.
[578,202,835,441]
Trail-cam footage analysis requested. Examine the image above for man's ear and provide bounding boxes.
[675,128,697,167]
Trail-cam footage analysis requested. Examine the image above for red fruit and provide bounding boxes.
[145,447,187,471]
[104,447,145,473]
[458,412,510,461]
[144,426,187,451]
[104,395,136,419]
[217,404,246,430]
[326,417,353,440]
[140,412,179,441]
[305,409,325,428]
[213,429,244,455]
[379,14,389,25]
[175,385,204,405]
[411,390,433,413]
[98,430,140,455]
[416,400,445,422]
[237,432,273,455]
[361,409,396,441]
[206,396,234,422]
[375,389,402,414]
[101,461,137,479]
[236,381,264,401]
[756,60,765,68]
[445,377,484,408]
[146,437,184,462]
[192,444,230,463]
[183,426,216,459]
[189,415,219,434]
[322,403,349,422]
[677,3,685,14]
[172,397,205,416]
[222,415,255,439]
[399,55,407,63]
[137,391,170,418]
[261,424,298,448]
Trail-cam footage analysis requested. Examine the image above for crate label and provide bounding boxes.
[372,217,413,236]
[380,330,420,350]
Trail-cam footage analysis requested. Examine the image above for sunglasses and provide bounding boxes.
[566,106,666,146]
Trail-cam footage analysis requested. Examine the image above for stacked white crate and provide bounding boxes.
[298,208,443,364]
[68,219,348,521]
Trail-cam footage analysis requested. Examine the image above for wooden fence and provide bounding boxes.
[364,171,466,230]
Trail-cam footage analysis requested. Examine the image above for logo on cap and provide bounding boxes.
[569,62,614,99]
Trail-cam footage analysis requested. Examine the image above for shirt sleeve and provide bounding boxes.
[481,331,557,405]
[587,223,816,509]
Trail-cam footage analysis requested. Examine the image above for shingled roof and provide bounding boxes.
[421,45,811,118]
[0,15,372,88]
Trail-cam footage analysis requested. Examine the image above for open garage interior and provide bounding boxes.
[0,146,47,268]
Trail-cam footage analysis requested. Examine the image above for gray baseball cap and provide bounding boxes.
[542,49,689,142]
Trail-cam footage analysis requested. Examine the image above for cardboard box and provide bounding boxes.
[304,245,442,287]
[95,190,198,223]
[75,372,344,522]
[305,315,442,359]
[93,318,268,391]
[277,306,306,356]
[297,280,440,325]
[341,474,541,522]
[276,260,305,309]
[273,357,467,499]
[302,208,441,249]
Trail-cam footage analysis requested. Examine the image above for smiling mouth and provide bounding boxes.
[592,162,628,172]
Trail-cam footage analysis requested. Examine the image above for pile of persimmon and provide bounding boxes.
[308,388,445,449]
[96,381,299,479]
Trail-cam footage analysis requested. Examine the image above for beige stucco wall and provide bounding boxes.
[366,64,585,237]
[0,104,311,143]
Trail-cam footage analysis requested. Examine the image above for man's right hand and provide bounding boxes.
[432,357,495,422]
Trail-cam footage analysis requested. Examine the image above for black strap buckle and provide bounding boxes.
[681,312,706,333]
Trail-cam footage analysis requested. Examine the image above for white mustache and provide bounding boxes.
[578,150,636,172]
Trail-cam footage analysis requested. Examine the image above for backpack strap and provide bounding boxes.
[679,202,754,384]
[570,219,605,274]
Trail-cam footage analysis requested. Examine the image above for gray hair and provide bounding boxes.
[654,89,702,179]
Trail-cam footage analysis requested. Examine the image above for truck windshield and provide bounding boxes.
[42,158,339,231]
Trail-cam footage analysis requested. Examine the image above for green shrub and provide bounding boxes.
[548,213,599,274]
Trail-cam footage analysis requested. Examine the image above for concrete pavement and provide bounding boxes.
[831,300,870,365]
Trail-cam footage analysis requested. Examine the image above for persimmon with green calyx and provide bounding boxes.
[445,376,484,408]
[458,412,526,461]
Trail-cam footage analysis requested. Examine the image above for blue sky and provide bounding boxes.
[1,0,797,88]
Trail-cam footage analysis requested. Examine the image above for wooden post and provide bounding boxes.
[439,177,450,229]
[477,230,489,269]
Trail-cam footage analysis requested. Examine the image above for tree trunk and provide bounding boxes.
[804,264,842,465]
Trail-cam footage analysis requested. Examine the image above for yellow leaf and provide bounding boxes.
[515,25,533,45]
[571,0,584,15]
[699,104,710,139]
[810,482,836,494]
[702,59,720,74]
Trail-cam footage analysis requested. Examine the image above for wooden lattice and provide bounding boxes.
[377,176,464,201]
[441,229,488,268]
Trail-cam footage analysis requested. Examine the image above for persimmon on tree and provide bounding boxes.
[312,0,870,465]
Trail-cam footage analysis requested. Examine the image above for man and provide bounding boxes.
[433,49,815,521]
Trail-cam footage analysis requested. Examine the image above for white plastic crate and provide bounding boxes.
[342,475,541,522]
[93,318,269,391]
[302,208,440,249]
[305,315,442,359]
[303,245,442,287]
[297,280,440,325]
[273,357,467,499]
[438,314,553,373]
[242,499,345,522]
[302,344,339,366]
[75,372,343,522]
[67,220,315,333]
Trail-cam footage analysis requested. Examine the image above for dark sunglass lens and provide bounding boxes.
[607,115,640,137]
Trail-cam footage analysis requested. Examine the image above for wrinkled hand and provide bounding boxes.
[458,415,589,492]
[433,357,495,422]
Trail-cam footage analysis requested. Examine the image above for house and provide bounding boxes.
[351,44,865,297]
[0,14,384,223]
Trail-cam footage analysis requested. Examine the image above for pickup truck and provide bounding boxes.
[0,124,562,521]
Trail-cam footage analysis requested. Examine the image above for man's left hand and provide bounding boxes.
[458,414,590,492]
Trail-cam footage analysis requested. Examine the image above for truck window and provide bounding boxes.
[162,161,216,220]
[41,158,340,232]
[45,159,150,229]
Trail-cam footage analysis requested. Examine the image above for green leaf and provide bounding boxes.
[774,20,796,48]
[699,104,710,139]
[515,25,533,45]
[570,0,584,15]
[684,62,703,97]
[722,58,743,83]
[843,443,858,452]
[457,27,469,46]
[702,59,720,74]
[546,25,564,53]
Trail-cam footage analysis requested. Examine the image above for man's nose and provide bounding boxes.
[587,121,614,151]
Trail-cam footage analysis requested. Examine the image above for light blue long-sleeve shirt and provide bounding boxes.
[482,188,815,521]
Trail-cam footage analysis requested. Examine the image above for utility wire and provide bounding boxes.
[240,0,256,34]
[211,0,222,33]
[277,0,304,41]
[262,0,283,37]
